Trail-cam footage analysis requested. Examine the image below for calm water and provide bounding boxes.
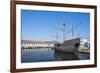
[21,48,90,63]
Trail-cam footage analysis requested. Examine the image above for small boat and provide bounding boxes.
[55,37,80,53]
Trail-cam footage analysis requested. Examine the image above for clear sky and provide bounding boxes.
[21,9,90,42]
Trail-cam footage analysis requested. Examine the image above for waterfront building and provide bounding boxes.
[21,40,55,48]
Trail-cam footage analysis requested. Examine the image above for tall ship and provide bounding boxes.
[54,21,89,53]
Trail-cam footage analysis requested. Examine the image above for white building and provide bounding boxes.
[21,40,55,48]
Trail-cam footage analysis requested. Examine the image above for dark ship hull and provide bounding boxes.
[55,37,80,53]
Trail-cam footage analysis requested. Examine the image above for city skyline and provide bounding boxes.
[21,9,90,42]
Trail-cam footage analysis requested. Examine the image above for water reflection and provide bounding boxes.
[54,51,79,61]
[21,48,90,63]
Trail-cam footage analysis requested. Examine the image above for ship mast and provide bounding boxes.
[52,17,67,42]
[71,21,82,37]
[58,17,66,42]
[72,23,74,37]
[62,16,66,42]
[63,23,66,42]
[51,28,60,42]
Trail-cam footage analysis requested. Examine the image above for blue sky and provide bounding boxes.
[21,9,90,42]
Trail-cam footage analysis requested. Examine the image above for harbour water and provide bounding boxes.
[21,48,90,63]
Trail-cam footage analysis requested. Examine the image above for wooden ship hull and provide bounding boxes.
[55,37,80,53]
